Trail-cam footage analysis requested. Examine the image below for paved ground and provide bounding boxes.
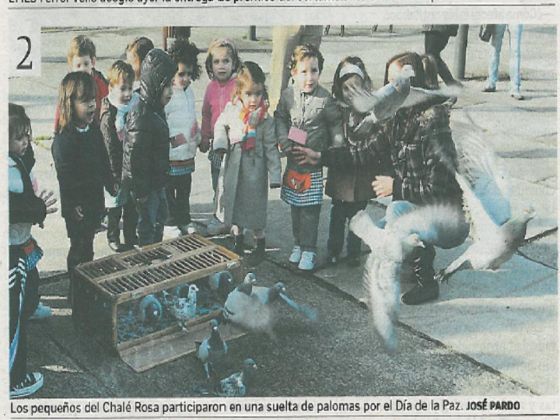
[8,25,557,398]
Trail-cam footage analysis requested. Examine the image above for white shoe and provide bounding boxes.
[164,225,181,238]
[10,372,43,399]
[30,302,52,321]
[179,223,197,235]
[288,246,302,264]
[298,251,316,271]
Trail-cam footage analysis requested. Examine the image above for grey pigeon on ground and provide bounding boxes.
[215,358,257,397]
[435,123,536,282]
[197,319,228,380]
[223,275,274,337]
[138,294,163,324]
[349,210,426,352]
[252,282,317,321]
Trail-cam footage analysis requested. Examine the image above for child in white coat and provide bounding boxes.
[165,40,202,234]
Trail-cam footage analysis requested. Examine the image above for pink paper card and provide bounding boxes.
[288,126,308,145]
[170,133,187,148]
[230,135,243,145]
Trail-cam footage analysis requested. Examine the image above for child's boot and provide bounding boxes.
[233,234,245,256]
[247,238,266,266]
[401,245,439,305]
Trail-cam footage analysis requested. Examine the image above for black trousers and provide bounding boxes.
[107,199,138,245]
[327,199,367,258]
[424,31,456,85]
[65,213,100,306]
[9,266,39,386]
[165,173,192,226]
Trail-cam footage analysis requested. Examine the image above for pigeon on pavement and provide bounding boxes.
[252,281,317,321]
[223,276,274,337]
[215,358,257,397]
[197,319,228,380]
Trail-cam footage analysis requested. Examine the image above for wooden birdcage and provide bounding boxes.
[73,234,244,372]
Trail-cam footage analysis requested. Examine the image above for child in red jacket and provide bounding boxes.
[54,35,108,133]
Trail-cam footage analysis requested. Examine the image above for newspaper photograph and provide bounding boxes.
[2,0,558,418]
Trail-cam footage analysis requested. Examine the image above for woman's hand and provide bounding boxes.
[73,205,84,221]
[292,145,321,166]
[353,113,377,138]
[199,138,210,153]
[372,175,394,197]
[39,190,58,214]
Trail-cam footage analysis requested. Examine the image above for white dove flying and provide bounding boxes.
[349,210,424,352]
[435,122,536,282]
[348,64,461,121]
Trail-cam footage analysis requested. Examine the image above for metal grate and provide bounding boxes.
[79,259,125,278]
[167,235,209,253]
[121,248,173,266]
[100,248,233,295]
[76,235,227,281]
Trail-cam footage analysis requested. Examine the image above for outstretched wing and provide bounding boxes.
[452,122,511,228]
[363,252,400,352]
[427,117,511,243]
[351,210,409,351]
[278,292,317,321]
[350,85,457,119]
[386,203,469,250]
[349,210,386,255]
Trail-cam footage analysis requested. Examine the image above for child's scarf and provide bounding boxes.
[109,95,132,141]
[238,98,268,151]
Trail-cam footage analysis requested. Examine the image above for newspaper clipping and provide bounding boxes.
[2,0,559,418]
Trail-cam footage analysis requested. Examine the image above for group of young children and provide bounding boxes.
[9,30,456,398]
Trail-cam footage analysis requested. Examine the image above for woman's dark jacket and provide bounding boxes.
[322,95,462,206]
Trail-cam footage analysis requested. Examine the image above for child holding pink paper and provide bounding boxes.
[274,44,343,271]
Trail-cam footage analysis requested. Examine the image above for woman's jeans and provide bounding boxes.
[487,24,523,93]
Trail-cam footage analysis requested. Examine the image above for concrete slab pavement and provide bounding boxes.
[28,261,535,398]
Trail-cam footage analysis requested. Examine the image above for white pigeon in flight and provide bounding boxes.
[435,122,536,282]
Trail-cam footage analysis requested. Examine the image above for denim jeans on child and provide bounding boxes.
[291,205,322,252]
[486,24,523,93]
[135,188,168,246]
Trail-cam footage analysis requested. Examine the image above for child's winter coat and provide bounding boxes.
[165,85,201,171]
[213,101,281,230]
[274,84,344,174]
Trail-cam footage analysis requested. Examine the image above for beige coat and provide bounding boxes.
[213,101,282,230]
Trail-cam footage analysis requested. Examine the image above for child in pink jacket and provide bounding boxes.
[200,39,241,235]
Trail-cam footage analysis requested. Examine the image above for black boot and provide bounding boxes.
[233,234,245,256]
[401,245,439,305]
[247,238,266,266]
